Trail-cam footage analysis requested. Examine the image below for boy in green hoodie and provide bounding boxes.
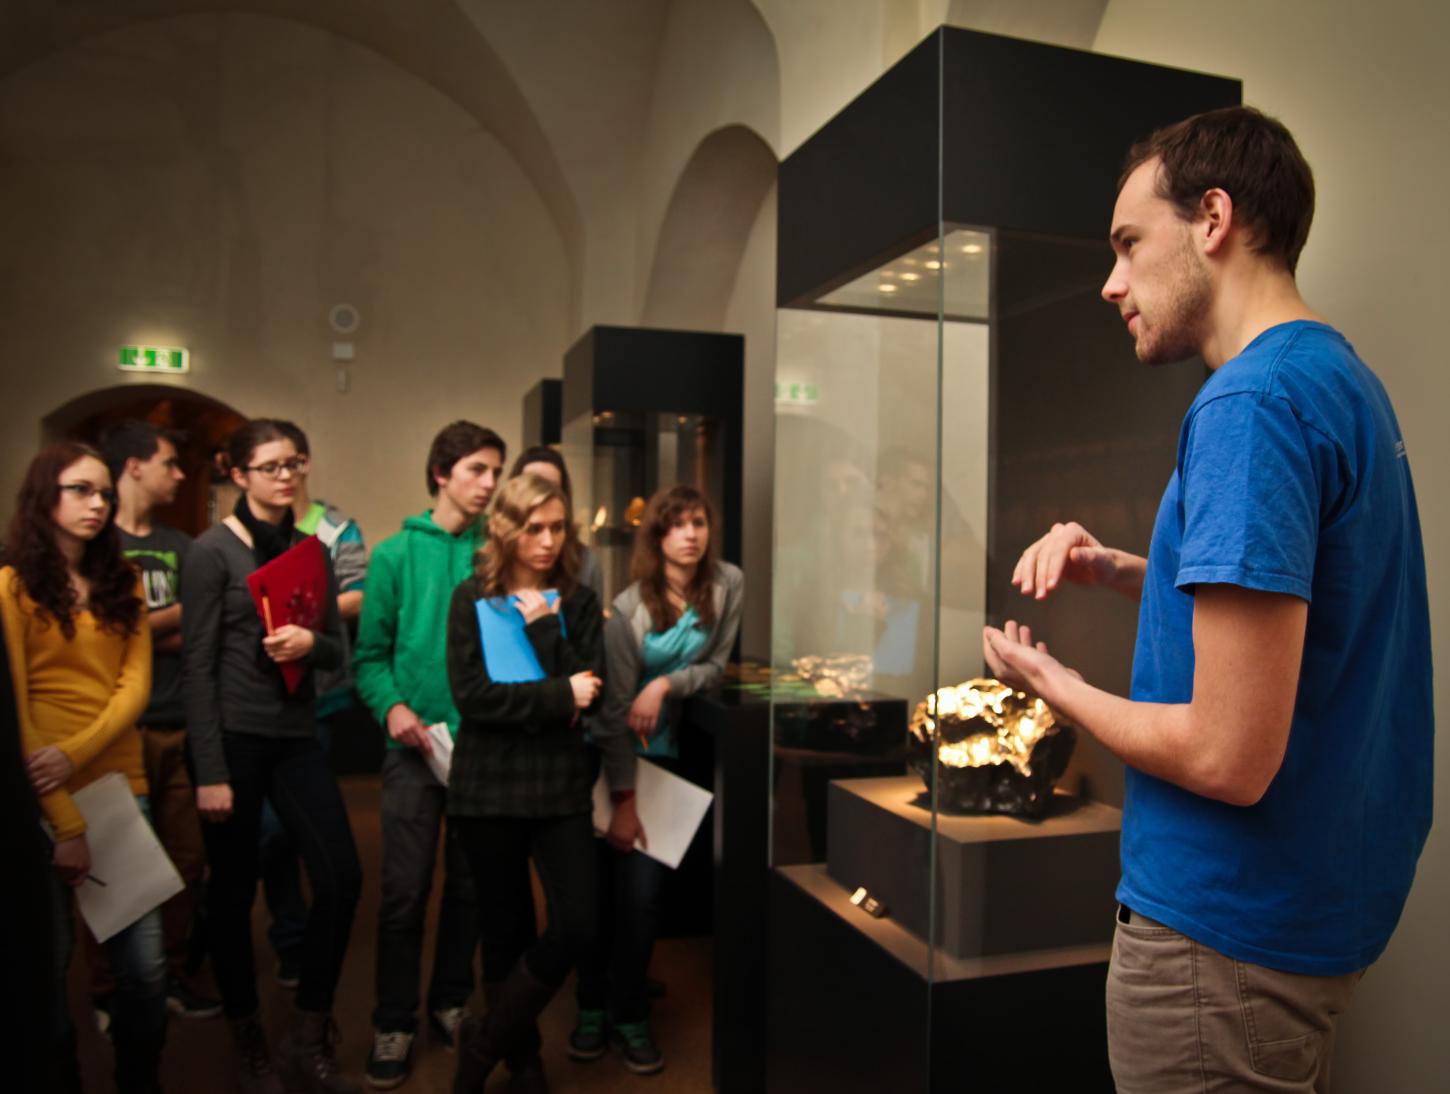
[354,421,506,1090]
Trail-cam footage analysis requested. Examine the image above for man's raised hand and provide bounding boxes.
[1013,521,1138,600]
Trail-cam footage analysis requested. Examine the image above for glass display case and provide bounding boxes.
[766,27,1238,1093]
[559,326,743,610]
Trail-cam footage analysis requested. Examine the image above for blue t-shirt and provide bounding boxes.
[1121,320,1433,976]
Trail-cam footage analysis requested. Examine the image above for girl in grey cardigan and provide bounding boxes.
[573,485,743,1076]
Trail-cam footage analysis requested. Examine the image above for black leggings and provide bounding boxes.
[201,732,362,1018]
[452,812,598,990]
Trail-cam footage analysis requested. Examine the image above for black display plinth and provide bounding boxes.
[767,866,1114,1093]
[827,775,1120,958]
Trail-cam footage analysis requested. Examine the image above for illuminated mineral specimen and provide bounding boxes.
[790,654,873,701]
[908,677,1075,817]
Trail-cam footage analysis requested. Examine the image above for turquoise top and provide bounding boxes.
[637,607,709,759]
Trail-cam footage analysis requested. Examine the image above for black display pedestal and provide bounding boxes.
[768,865,1114,1094]
[827,777,1121,958]
[686,686,770,1094]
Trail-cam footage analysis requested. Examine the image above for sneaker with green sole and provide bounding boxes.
[567,1008,608,1061]
[611,1020,663,1076]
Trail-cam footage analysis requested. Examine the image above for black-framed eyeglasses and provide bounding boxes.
[241,457,309,480]
[59,483,116,505]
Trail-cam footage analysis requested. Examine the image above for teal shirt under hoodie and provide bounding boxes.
[354,510,484,742]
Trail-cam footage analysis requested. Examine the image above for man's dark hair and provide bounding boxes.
[426,421,506,496]
[98,420,183,482]
[509,445,573,503]
[274,419,310,457]
[1121,106,1315,274]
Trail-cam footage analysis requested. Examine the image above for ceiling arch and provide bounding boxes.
[642,124,778,330]
[0,0,586,318]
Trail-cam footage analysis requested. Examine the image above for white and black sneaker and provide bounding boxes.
[364,1029,414,1091]
[429,1006,468,1051]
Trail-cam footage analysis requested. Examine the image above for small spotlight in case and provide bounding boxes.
[849,886,887,918]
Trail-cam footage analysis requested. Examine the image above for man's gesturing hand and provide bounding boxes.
[1013,522,1128,600]
[982,621,1080,698]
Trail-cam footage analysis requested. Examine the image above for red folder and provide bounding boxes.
[245,536,328,695]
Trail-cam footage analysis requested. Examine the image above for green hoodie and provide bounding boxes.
[354,509,484,742]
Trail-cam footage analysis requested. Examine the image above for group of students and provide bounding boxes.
[5,414,742,1094]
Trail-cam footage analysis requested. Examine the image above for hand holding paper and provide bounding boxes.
[592,759,712,870]
[66,773,184,943]
[423,722,453,786]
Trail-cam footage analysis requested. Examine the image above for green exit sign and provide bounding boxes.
[119,345,189,373]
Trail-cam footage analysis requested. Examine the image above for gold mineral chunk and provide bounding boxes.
[908,677,1061,777]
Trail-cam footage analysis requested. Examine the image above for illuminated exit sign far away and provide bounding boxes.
[119,345,189,373]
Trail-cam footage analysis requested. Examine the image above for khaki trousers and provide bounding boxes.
[1107,908,1362,1094]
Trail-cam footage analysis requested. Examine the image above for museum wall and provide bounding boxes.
[0,11,570,547]
[1095,2,1450,1088]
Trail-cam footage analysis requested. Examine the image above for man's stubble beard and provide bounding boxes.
[1136,231,1212,366]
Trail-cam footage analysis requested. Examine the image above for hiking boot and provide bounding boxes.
[567,1008,607,1062]
[429,1005,467,1050]
[230,1014,284,1094]
[611,1020,664,1076]
[279,1008,360,1093]
[451,1013,498,1094]
[167,977,223,1019]
[364,1029,414,1091]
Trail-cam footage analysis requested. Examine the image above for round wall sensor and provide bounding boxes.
[328,304,361,335]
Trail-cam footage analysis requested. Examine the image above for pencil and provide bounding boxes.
[260,584,275,636]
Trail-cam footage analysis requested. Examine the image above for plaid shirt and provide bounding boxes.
[444,579,604,817]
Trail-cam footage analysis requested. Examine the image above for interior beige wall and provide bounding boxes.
[0,12,569,546]
[1094,2,1449,1088]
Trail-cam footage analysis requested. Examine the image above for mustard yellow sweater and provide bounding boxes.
[1,566,150,840]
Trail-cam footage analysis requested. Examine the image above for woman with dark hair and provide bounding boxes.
[508,445,602,598]
[181,419,361,1094]
[446,474,634,1093]
[0,442,164,1093]
[571,484,743,1075]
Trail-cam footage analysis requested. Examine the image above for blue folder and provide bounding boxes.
[474,591,563,683]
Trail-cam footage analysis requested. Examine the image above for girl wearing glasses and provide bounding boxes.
[445,474,634,1092]
[181,419,361,1094]
[0,442,164,1093]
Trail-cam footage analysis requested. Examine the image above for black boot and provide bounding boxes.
[229,1014,284,1094]
[51,1028,84,1094]
[114,1028,167,1094]
[506,1054,550,1094]
[111,992,167,1094]
[453,964,556,1094]
[279,1009,360,1094]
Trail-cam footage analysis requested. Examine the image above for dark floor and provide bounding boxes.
[74,776,715,1093]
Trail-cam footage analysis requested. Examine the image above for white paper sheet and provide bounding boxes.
[424,722,453,786]
[591,759,714,870]
[68,773,184,944]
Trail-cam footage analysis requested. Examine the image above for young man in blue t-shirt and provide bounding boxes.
[983,107,1431,1092]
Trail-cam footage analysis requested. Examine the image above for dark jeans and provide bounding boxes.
[202,732,362,1018]
[51,797,167,1092]
[373,748,483,1033]
[259,720,332,964]
[453,811,597,993]
[576,841,669,1022]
